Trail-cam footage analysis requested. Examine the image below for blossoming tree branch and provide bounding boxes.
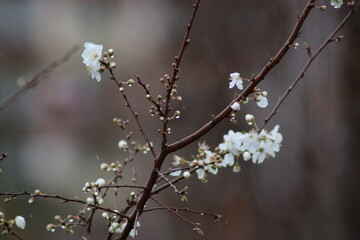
[0,0,358,239]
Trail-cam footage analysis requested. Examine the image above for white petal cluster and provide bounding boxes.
[15,216,26,230]
[108,220,140,238]
[219,125,283,164]
[82,42,103,82]
[330,0,343,8]
[229,72,243,90]
[82,178,107,205]
[169,123,283,182]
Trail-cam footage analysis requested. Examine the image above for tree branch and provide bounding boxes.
[261,2,360,129]
[0,46,79,111]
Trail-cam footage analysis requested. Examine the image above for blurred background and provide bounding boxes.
[0,0,359,239]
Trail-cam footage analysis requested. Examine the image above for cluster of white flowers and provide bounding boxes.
[330,0,343,8]
[170,114,283,182]
[219,124,282,164]
[83,178,106,205]
[82,42,103,82]
[228,72,268,110]
[106,218,140,238]
[100,161,123,172]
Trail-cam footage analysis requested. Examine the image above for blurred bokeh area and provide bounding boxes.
[0,0,359,239]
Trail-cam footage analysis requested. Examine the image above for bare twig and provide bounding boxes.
[0,46,79,111]
[149,196,204,235]
[135,74,164,117]
[161,0,201,148]
[0,191,128,219]
[104,64,157,158]
[261,2,360,130]
[2,223,24,240]
[143,206,222,222]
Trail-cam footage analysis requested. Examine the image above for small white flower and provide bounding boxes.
[330,0,343,8]
[102,212,109,219]
[229,72,243,90]
[82,42,103,82]
[231,101,241,111]
[256,95,268,108]
[15,216,26,230]
[96,178,106,187]
[183,171,191,179]
[118,140,128,150]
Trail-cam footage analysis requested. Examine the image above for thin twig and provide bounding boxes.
[143,206,222,222]
[260,2,360,130]
[161,0,201,148]
[2,223,24,240]
[135,74,164,117]
[149,196,204,235]
[0,191,128,219]
[0,45,79,111]
[105,64,157,158]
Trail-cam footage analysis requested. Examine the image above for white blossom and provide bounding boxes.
[15,216,26,230]
[218,125,283,164]
[118,140,128,150]
[330,0,343,8]
[231,101,241,111]
[229,72,243,90]
[96,178,106,187]
[256,95,268,108]
[82,42,103,82]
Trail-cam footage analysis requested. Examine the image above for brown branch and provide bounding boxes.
[119,1,316,239]
[0,45,79,111]
[161,0,201,148]
[105,64,157,159]
[152,167,197,195]
[2,222,24,240]
[0,191,128,219]
[261,2,360,130]
[119,2,202,239]
[143,206,222,222]
[166,0,315,153]
[134,74,164,117]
